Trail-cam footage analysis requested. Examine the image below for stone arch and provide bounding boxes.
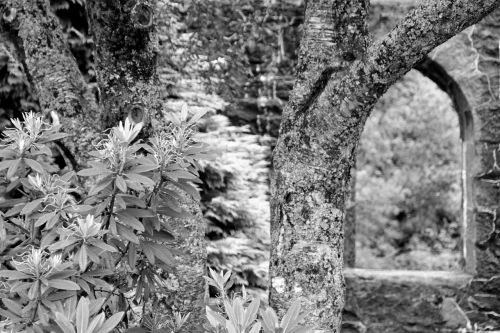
[415,56,475,273]
[343,6,500,332]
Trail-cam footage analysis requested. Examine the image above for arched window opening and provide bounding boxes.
[354,68,467,271]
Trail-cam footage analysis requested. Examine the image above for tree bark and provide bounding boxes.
[86,1,206,330]
[269,0,368,330]
[344,163,356,268]
[0,0,98,165]
[269,0,499,331]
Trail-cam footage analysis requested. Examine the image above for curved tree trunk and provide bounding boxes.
[269,0,499,331]
[269,1,368,330]
[86,0,207,330]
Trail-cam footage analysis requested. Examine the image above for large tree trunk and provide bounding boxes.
[86,0,207,330]
[269,1,368,330]
[269,0,498,331]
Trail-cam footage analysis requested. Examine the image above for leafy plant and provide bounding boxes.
[0,110,206,332]
[205,269,313,333]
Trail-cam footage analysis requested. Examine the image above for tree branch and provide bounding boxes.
[363,0,498,98]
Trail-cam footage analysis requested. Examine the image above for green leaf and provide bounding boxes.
[120,208,155,218]
[165,170,197,181]
[281,299,301,333]
[116,224,139,244]
[143,241,175,266]
[49,238,78,252]
[127,164,158,173]
[11,282,32,293]
[119,195,146,208]
[81,269,115,277]
[248,322,262,333]
[0,149,16,159]
[48,279,80,291]
[0,270,31,280]
[77,168,113,177]
[6,158,21,179]
[24,159,45,174]
[140,242,155,264]
[187,109,207,126]
[86,312,105,333]
[21,198,44,215]
[89,178,113,196]
[206,306,226,328]
[40,132,69,143]
[243,297,260,327]
[46,270,78,280]
[116,176,128,193]
[35,211,58,227]
[55,312,76,333]
[88,239,117,253]
[0,159,14,171]
[0,308,21,321]
[76,297,89,333]
[78,245,88,272]
[157,205,190,218]
[2,298,23,316]
[173,181,200,201]
[144,229,174,242]
[128,242,137,267]
[66,205,94,214]
[261,308,279,333]
[124,173,155,187]
[46,291,77,301]
[96,311,124,333]
[116,213,144,232]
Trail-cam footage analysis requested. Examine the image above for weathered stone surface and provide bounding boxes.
[343,269,472,333]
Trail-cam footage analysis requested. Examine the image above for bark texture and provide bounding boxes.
[344,164,356,268]
[269,0,368,330]
[86,0,206,330]
[0,0,98,164]
[270,0,499,331]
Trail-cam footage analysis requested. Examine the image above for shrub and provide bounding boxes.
[205,269,312,333]
[0,110,207,333]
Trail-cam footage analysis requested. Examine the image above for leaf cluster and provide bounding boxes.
[205,269,312,333]
[0,110,206,332]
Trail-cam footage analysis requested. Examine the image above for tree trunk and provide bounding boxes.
[86,0,207,330]
[0,0,98,165]
[269,1,368,330]
[269,0,499,331]
[344,163,356,268]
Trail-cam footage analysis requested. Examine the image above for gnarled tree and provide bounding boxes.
[269,0,499,331]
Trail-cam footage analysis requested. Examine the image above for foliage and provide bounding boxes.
[197,114,270,297]
[356,70,462,270]
[164,82,271,297]
[160,0,302,101]
[0,110,206,332]
[205,269,312,333]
